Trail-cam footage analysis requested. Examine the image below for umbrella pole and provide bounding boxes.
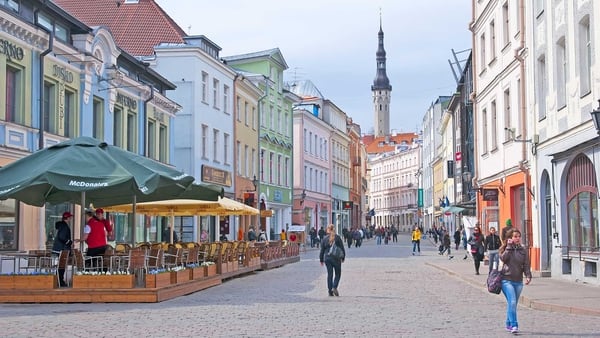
[132,195,137,246]
[170,210,174,244]
[80,192,85,252]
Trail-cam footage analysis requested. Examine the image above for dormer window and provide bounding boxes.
[124,0,139,3]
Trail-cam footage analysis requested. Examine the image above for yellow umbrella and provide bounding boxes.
[104,197,259,243]
[104,197,259,216]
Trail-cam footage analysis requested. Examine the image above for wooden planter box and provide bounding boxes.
[170,270,189,284]
[72,274,135,289]
[218,262,228,274]
[145,273,171,288]
[204,264,217,277]
[0,275,57,289]
[190,267,204,280]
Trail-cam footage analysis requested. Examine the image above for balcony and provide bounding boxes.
[352,157,361,166]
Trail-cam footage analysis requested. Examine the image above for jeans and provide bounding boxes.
[501,279,523,328]
[412,240,420,253]
[376,235,382,245]
[488,251,500,272]
[325,257,342,292]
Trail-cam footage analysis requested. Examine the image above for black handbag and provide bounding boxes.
[328,243,345,260]
[486,263,503,294]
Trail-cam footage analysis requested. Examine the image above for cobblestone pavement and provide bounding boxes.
[1,234,599,338]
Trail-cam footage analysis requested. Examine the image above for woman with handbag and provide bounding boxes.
[320,224,346,297]
[499,228,532,334]
[467,225,485,274]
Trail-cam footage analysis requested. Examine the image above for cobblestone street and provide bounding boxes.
[1,235,598,337]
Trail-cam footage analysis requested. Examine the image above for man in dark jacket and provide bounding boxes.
[52,212,73,287]
[485,227,502,273]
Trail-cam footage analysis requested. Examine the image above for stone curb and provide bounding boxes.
[426,262,600,318]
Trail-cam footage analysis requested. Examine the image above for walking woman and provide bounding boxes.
[320,224,346,296]
[500,228,532,334]
[411,225,421,255]
[467,225,485,274]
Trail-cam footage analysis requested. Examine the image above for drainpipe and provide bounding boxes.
[37,24,53,150]
[256,76,269,232]
[514,0,530,237]
[143,84,153,157]
[468,1,479,222]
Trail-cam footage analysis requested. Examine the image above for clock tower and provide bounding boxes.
[372,17,392,137]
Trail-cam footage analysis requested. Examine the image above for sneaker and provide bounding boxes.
[511,327,519,334]
[328,291,334,296]
[449,256,454,260]
[505,326,512,332]
[332,288,339,296]
[412,252,415,256]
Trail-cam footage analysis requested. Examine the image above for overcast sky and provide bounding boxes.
[155,0,471,135]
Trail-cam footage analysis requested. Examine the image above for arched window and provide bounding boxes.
[566,155,598,250]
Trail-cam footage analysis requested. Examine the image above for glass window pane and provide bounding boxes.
[579,192,591,248]
[0,199,17,251]
[568,197,578,247]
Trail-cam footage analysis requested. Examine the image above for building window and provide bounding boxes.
[537,55,547,120]
[201,72,208,103]
[43,81,56,133]
[489,20,496,61]
[503,88,511,142]
[480,33,486,69]
[126,111,136,152]
[113,107,123,147]
[284,112,289,135]
[285,157,289,187]
[0,199,17,250]
[1,0,19,12]
[491,100,497,150]
[159,124,167,163]
[223,133,230,165]
[201,124,208,159]
[252,106,256,130]
[579,17,591,96]
[277,155,282,186]
[556,38,567,109]
[566,155,598,252]
[6,66,23,124]
[213,128,219,162]
[93,97,104,139]
[269,152,274,184]
[213,78,219,108]
[482,108,488,153]
[223,85,229,114]
[502,2,510,46]
[236,141,242,175]
[64,89,76,138]
[236,96,241,122]
[244,102,249,126]
[148,119,156,159]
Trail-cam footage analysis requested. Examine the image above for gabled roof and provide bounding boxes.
[287,80,324,99]
[223,48,288,70]
[362,133,419,155]
[53,0,186,56]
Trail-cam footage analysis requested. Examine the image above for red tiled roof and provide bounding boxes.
[362,133,418,155]
[53,0,186,56]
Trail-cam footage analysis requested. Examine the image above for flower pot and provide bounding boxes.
[72,274,134,289]
[190,267,204,280]
[204,264,217,277]
[0,275,15,289]
[218,262,228,274]
[15,275,58,289]
[145,273,171,288]
[170,270,189,284]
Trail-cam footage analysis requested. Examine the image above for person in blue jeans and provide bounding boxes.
[485,227,501,273]
[499,228,532,334]
[319,224,346,296]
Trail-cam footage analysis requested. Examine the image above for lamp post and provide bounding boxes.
[590,100,600,135]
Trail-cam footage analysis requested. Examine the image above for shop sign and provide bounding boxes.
[201,165,231,186]
[0,39,24,61]
[116,93,137,111]
[52,64,74,83]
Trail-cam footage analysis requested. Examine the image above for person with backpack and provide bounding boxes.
[319,224,345,297]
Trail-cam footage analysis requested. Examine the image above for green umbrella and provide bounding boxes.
[0,136,211,207]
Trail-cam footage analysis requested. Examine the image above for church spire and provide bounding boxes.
[372,13,391,91]
[372,13,392,138]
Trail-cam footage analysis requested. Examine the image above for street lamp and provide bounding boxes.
[300,189,306,205]
[251,175,259,191]
[590,100,600,135]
